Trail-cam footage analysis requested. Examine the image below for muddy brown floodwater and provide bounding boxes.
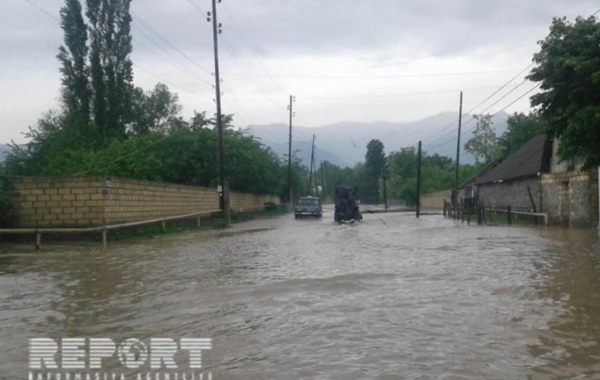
[1,207,600,379]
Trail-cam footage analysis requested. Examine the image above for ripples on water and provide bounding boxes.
[1,211,600,379]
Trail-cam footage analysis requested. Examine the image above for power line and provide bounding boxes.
[131,8,263,128]
[271,84,523,101]
[218,69,526,79]
[220,36,285,111]
[427,65,532,140]
[430,82,542,149]
[22,0,60,22]
[133,63,212,99]
[132,33,215,88]
[23,0,215,101]
[131,10,212,76]
[183,0,286,119]
[429,7,600,149]
[221,2,288,98]
[427,76,531,146]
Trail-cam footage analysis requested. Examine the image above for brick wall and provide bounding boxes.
[478,178,542,213]
[14,176,106,227]
[12,176,281,228]
[542,171,597,228]
[103,178,220,225]
[420,190,451,210]
[229,192,280,212]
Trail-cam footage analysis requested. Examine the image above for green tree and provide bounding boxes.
[527,15,600,168]
[57,0,90,126]
[86,0,134,144]
[498,112,547,156]
[131,83,182,135]
[364,139,385,204]
[464,114,500,163]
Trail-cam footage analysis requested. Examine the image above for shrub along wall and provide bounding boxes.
[12,176,281,228]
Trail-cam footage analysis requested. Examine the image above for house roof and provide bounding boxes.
[475,134,551,185]
[458,157,504,189]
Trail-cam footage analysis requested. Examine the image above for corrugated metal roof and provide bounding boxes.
[475,135,550,184]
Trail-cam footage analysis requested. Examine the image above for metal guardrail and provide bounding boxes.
[0,210,221,249]
[488,208,548,226]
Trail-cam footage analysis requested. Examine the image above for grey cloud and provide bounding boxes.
[4,0,598,65]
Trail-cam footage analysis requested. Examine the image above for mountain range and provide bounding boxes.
[246,111,509,168]
[0,112,509,168]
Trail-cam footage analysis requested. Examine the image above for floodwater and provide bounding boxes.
[1,207,600,379]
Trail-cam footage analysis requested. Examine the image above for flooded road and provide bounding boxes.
[1,207,600,379]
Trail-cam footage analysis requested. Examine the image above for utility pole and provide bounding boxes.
[287,95,295,205]
[321,163,325,202]
[454,91,463,207]
[382,159,388,211]
[416,141,422,218]
[308,134,316,193]
[207,0,229,226]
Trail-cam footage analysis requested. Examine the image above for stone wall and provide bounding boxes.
[420,190,450,210]
[478,178,542,213]
[12,176,281,228]
[542,171,598,228]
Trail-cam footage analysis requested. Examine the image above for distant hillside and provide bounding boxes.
[0,144,9,164]
[247,112,509,168]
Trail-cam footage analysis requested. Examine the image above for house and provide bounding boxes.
[473,135,553,214]
[470,134,598,228]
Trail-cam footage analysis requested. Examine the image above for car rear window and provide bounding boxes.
[298,198,319,205]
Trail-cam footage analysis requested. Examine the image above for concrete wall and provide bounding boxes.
[478,178,542,212]
[12,176,281,228]
[542,171,598,228]
[420,190,451,210]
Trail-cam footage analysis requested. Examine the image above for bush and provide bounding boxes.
[264,202,278,211]
[0,175,17,228]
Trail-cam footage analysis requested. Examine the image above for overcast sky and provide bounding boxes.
[1,0,598,143]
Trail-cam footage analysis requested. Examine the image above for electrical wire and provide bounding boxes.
[219,69,526,79]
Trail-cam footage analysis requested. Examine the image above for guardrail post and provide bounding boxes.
[102,229,107,249]
[507,206,512,225]
[544,214,548,227]
[162,220,166,230]
[443,200,447,218]
[35,232,41,251]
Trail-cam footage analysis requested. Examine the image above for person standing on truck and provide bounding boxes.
[335,182,345,203]
[334,182,346,214]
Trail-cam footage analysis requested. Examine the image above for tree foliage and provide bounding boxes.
[57,0,134,146]
[318,145,483,206]
[527,15,600,168]
[364,139,386,203]
[498,112,547,156]
[464,114,500,163]
[385,148,481,206]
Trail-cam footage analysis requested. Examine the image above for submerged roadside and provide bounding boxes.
[0,205,291,250]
